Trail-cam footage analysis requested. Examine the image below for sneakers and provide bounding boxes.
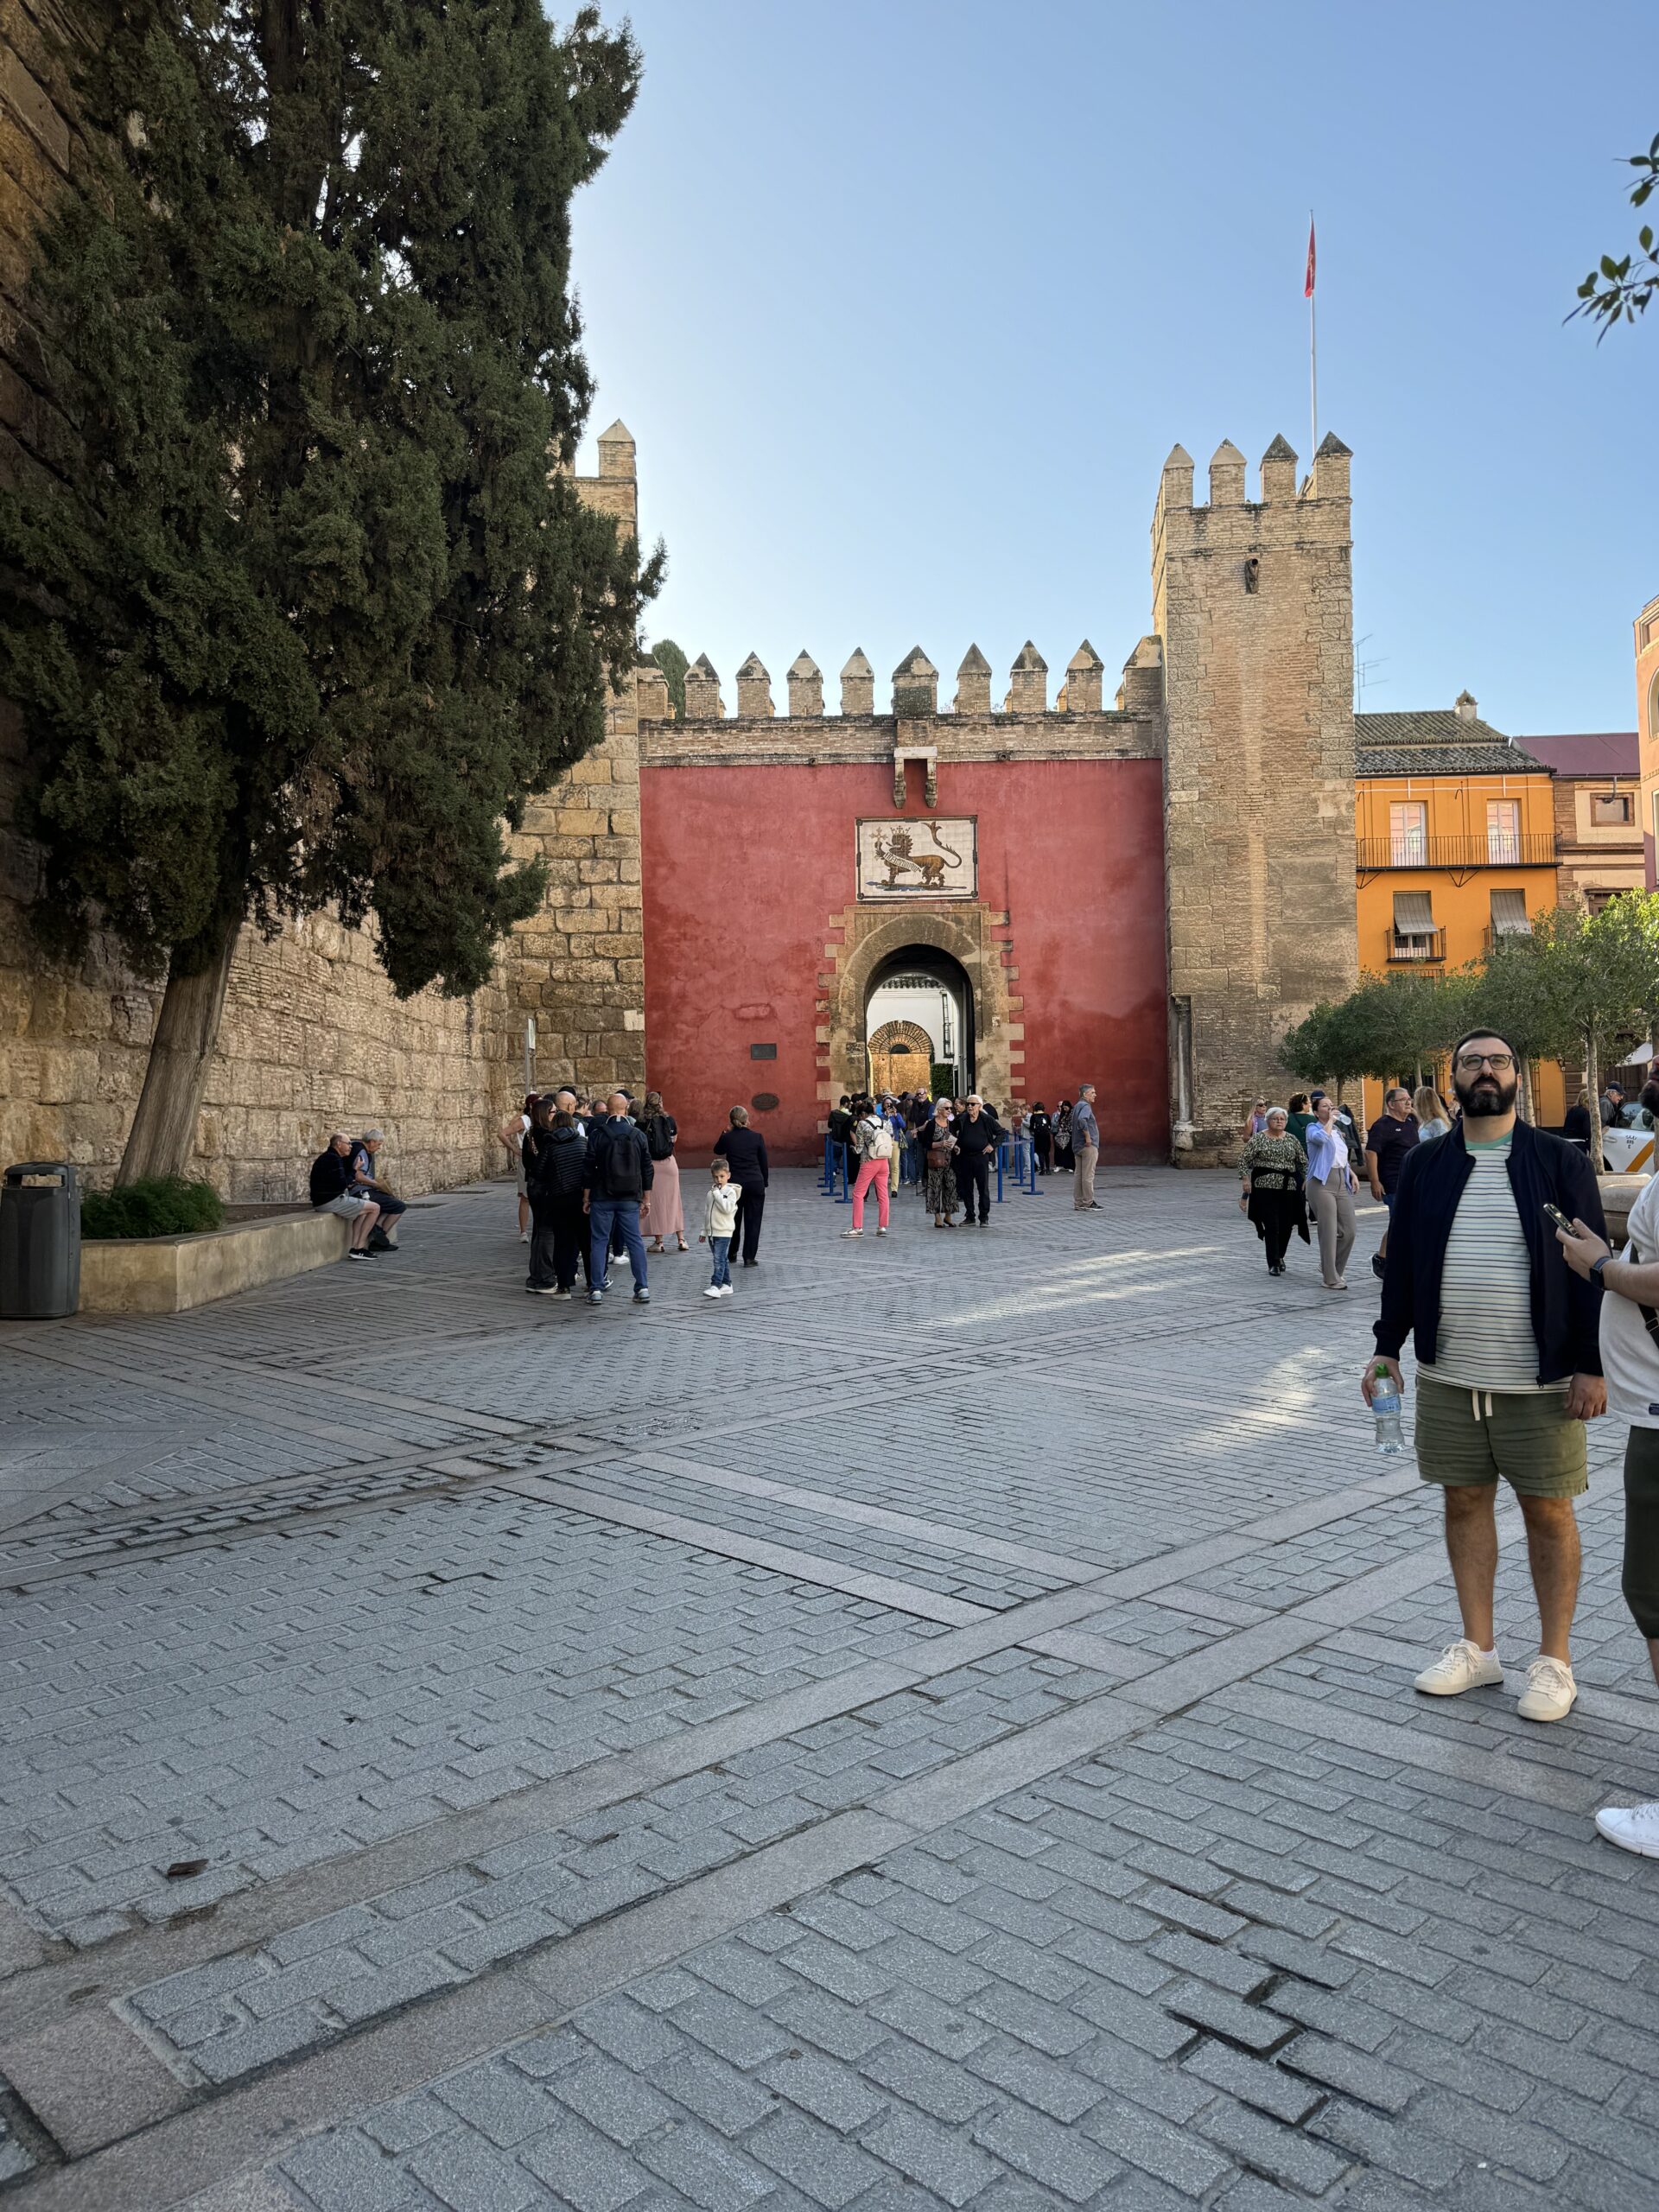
[552,1287,573,1300]
[719,1283,734,1297]
[519,1230,530,1244]
[842,1228,862,1237]
[529,1285,558,1296]
[1516,1656,1577,1723]
[588,1288,604,1306]
[1595,1801,1659,1857]
[876,1226,888,1236]
[703,1285,723,1299]
[347,1248,372,1262]
[1413,1640,1504,1696]
[632,1287,650,1305]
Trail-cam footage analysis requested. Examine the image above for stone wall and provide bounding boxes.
[0,2,645,1196]
[1154,434,1358,1163]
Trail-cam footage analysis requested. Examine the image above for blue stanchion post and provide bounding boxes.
[819,1134,834,1193]
[994,1141,1006,1204]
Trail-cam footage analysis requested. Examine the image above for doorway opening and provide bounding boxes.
[865,947,975,1098]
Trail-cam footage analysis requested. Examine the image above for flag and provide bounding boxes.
[1305,219,1317,299]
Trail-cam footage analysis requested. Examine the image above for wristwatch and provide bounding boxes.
[1591,1254,1612,1284]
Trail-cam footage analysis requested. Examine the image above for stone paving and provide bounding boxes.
[0,1166,1654,2210]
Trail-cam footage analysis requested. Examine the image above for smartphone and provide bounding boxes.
[1542,1203,1574,1234]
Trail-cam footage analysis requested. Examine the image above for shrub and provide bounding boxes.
[81,1177,225,1241]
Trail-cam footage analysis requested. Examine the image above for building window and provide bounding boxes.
[1390,890,1440,962]
[1490,887,1531,938]
[749,1043,777,1060]
[1486,799,1522,865]
[1592,791,1634,825]
[1586,890,1615,915]
[1389,802,1427,866]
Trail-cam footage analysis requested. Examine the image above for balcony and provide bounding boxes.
[1357,834,1556,873]
[1388,928,1446,964]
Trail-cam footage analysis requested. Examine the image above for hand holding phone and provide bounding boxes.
[1543,1202,1574,1234]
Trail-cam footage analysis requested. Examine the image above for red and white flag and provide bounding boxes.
[1304,219,1317,299]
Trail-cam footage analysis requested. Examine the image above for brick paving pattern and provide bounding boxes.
[0,1166,1653,2210]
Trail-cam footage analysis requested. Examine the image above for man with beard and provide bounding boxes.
[1364,1029,1606,1723]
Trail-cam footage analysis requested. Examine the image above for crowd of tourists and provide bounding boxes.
[826,1083,1104,1231]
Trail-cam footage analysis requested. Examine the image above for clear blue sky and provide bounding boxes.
[569,3,1653,734]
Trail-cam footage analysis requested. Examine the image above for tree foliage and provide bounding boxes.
[0,0,661,1006]
[1571,130,1659,338]
[1280,971,1469,1093]
[649,638,688,719]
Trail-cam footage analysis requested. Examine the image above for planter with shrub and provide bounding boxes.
[80,1177,225,1242]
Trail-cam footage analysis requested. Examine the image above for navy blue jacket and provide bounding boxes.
[1374,1118,1605,1382]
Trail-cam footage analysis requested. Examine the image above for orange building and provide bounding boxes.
[1353,693,1560,1123]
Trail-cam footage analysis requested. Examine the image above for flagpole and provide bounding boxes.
[1308,209,1319,465]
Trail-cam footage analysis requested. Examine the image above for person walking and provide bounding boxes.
[1028,1103,1053,1174]
[1305,1094,1358,1289]
[1414,1084,1452,1141]
[1364,1086,1420,1277]
[844,1099,895,1236]
[522,1099,589,1296]
[1052,1099,1074,1173]
[714,1105,770,1266]
[582,1091,654,1306]
[952,1096,998,1226]
[1239,1106,1308,1276]
[1071,1083,1102,1211]
[1557,1179,1659,1847]
[1285,1093,1313,1151]
[1364,1029,1606,1722]
[922,1102,958,1227]
[1242,1098,1270,1143]
[699,1158,740,1298]
[639,1092,687,1255]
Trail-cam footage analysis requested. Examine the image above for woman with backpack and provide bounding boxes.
[639,1091,688,1255]
[520,1099,590,1296]
[843,1096,895,1237]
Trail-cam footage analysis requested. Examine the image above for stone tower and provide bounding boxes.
[1153,433,1357,1159]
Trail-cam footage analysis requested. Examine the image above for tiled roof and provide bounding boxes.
[1355,709,1551,779]
[1513,731,1639,779]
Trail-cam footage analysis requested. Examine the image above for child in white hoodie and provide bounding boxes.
[700,1159,740,1297]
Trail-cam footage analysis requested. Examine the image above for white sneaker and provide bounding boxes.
[1413,1640,1504,1696]
[703,1285,723,1299]
[1516,1656,1577,1723]
[842,1229,862,1237]
[876,1226,888,1236]
[1595,1801,1659,1856]
[719,1284,734,1297]
[519,1230,530,1244]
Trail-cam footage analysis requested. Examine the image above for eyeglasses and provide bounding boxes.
[1455,1052,1513,1072]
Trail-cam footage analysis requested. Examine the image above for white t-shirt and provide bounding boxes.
[1601,1175,1659,1429]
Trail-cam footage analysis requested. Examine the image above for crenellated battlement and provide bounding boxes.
[649,638,1162,727]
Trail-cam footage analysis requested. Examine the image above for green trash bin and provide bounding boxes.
[1,1161,80,1319]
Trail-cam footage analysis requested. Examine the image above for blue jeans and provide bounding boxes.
[709,1236,731,1287]
[589,1198,647,1290]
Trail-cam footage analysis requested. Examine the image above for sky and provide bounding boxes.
[567,2,1654,734]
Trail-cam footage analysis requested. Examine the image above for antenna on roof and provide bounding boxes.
[1353,636,1389,712]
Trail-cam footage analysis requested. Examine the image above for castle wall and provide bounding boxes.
[638,738,1168,1165]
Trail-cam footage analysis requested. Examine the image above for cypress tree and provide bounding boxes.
[0,1,660,1180]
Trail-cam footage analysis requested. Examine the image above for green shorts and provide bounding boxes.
[1413,1372,1587,1498]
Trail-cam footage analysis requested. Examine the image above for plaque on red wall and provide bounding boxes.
[856,817,977,900]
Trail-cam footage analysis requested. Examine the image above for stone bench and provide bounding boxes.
[79,1208,349,1314]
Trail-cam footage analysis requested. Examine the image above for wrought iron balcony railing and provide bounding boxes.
[1357,835,1556,872]
[1387,928,1446,964]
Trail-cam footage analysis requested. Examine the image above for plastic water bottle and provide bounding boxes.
[1371,1363,1404,1457]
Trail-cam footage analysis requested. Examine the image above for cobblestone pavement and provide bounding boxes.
[0,1166,1654,2210]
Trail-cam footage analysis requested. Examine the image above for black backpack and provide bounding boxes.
[645,1115,676,1162]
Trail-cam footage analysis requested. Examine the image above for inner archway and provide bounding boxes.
[864,948,974,1097]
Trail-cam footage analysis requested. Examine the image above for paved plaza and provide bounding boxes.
[1,1167,1656,2211]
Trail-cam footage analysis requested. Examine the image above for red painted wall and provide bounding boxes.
[639,759,1169,1164]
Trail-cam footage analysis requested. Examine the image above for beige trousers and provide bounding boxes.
[1074,1145,1099,1208]
[1309,1178,1357,1286]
